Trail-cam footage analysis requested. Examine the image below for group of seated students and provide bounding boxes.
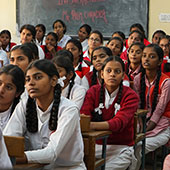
[0,21,170,170]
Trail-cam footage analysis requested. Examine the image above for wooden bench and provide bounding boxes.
[80,115,112,170]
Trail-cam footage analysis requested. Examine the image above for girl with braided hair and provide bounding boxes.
[3,59,86,169]
[133,44,170,169]
[66,39,90,78]
[52,54,86,110]
[0,64,25,131]
[81,56,139,170]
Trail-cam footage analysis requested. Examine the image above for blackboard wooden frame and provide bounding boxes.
[16,0,149,39]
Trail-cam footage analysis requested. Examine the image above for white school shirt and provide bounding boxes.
[62,83,87,110]
[0,128,12,169]
[58,35,71,48]
[3,96,84,167]
[0,49,9,66]
[81,39,88,52]
[0,105,12,131]
[75,73,82,85]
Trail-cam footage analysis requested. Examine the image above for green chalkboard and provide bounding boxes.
[16,0,149,38]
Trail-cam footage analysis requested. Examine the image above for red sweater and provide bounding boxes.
[80,85,139,146]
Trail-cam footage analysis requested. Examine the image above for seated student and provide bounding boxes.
[112,31,126,52]
[52,19,71,48]
[83,30,103,63]
[41,32,62,60]
[0,30,16,52]
[78,24,91,52]
[35,24,46,46]
[52,55,86,109]
[159,36,170,77]
[133,44,170,170]
[152,30,166,44]
[66,39,90,78]
[19,24,45,59]
[82,46,112,90]
[120,30,144,64]
[3,59,86,170]
[0,128,12,169]
[81,56,139,170]
[106,37,124,57]
[0,65,25,131]
[125,42,145,81]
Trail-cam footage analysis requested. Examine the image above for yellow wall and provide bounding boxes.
[149,0,170,41]
[0,0,169,43]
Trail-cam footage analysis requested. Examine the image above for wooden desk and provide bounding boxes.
[82,130,112,170]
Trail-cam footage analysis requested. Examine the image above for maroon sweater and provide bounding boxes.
[80,85,139,146]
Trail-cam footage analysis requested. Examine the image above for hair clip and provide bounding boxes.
[114,103,120,115]
[95,103,104,115]
[57,76,66,87]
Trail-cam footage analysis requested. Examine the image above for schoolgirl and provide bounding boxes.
[81,56,139,170]
[126,42,145,81]
[0,64,25,130]
[83,30,103,63]
[0,30,16,52]
[66,39,90,78]
[78,24,91,52]
[106,37,124,57]
[52,55,86,109]
[35,24,46,46]
[152,30,166,44]
[52,19,71,48]
[82,46,112,90]
[19,24,45,59]
[159,36,170,77]
[120,30,144,64]
[3,59,86,169]
[0,127,12,169]
[133,44,170,169]
[41,32,62,60]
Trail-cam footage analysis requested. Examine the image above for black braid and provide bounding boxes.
[26,96,38,133]
[49,84,61,131]
[126,58,132,81]
[140,68,146,109]
[116,81,123,105]
[91,67,97,86]
[151,68,161,114]
[10,96,20,116]
[67,73,76,99]
[91,80,104,122]
[78,54,83,72]
[164,63,170,72]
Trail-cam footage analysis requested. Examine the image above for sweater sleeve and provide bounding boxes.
[107,90,139,132]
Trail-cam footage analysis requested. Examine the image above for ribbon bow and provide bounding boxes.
[95,103,104,115]
[57,76,66,87]
[114,103,120,115]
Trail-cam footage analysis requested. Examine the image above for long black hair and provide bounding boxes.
[25,59,61,133]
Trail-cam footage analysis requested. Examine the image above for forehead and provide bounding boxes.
[80,27,87,32]
[143,47,156,53]
[90,33,100,38]
[130,45,142,50]
[10,49,25,57]
[21,29,32,34]
[26,67,44,76]
[93,48,105,55]
[159,38,169,44]
[105,60,123,69]
[54,22,63,27]
[129,32,140,38]
[109,39,121,45]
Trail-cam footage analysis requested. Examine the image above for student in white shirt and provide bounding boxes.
[78,24,91,52]
[0,65,25,131]
[53,19,71,48]
[0,127,12,169]
[19,24,45,59]
[3,59,86,169]
[52,53,86,110]
[35,24,46,46]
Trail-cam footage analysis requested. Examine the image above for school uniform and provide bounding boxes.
[81,39,88,52]
[0,128,12,169]
[120,49,128,64]
[134,73,170,170]
[61,83,86,110]
[0,105,12,131]
[58,35,71,48]
[41,45,62,60]
[80,85,139,170]
[83,50,91,62]
[75,61,90,78]
[161,56,170,77]
[5,42,17,52]
[35,37,46,46]
[3,96,86,169]
[74,74,82,85]
[128,65,141,81]
[0,49,9,66]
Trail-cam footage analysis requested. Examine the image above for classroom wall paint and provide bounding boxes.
[0,0,169,43]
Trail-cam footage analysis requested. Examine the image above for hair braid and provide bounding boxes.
[49,84,61,131]
[67,73,76,99]
[91,67,97,86]
[26,96,38,133]
[116,81,123,104]
[140,68,146,109]
[11,96,20,116]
